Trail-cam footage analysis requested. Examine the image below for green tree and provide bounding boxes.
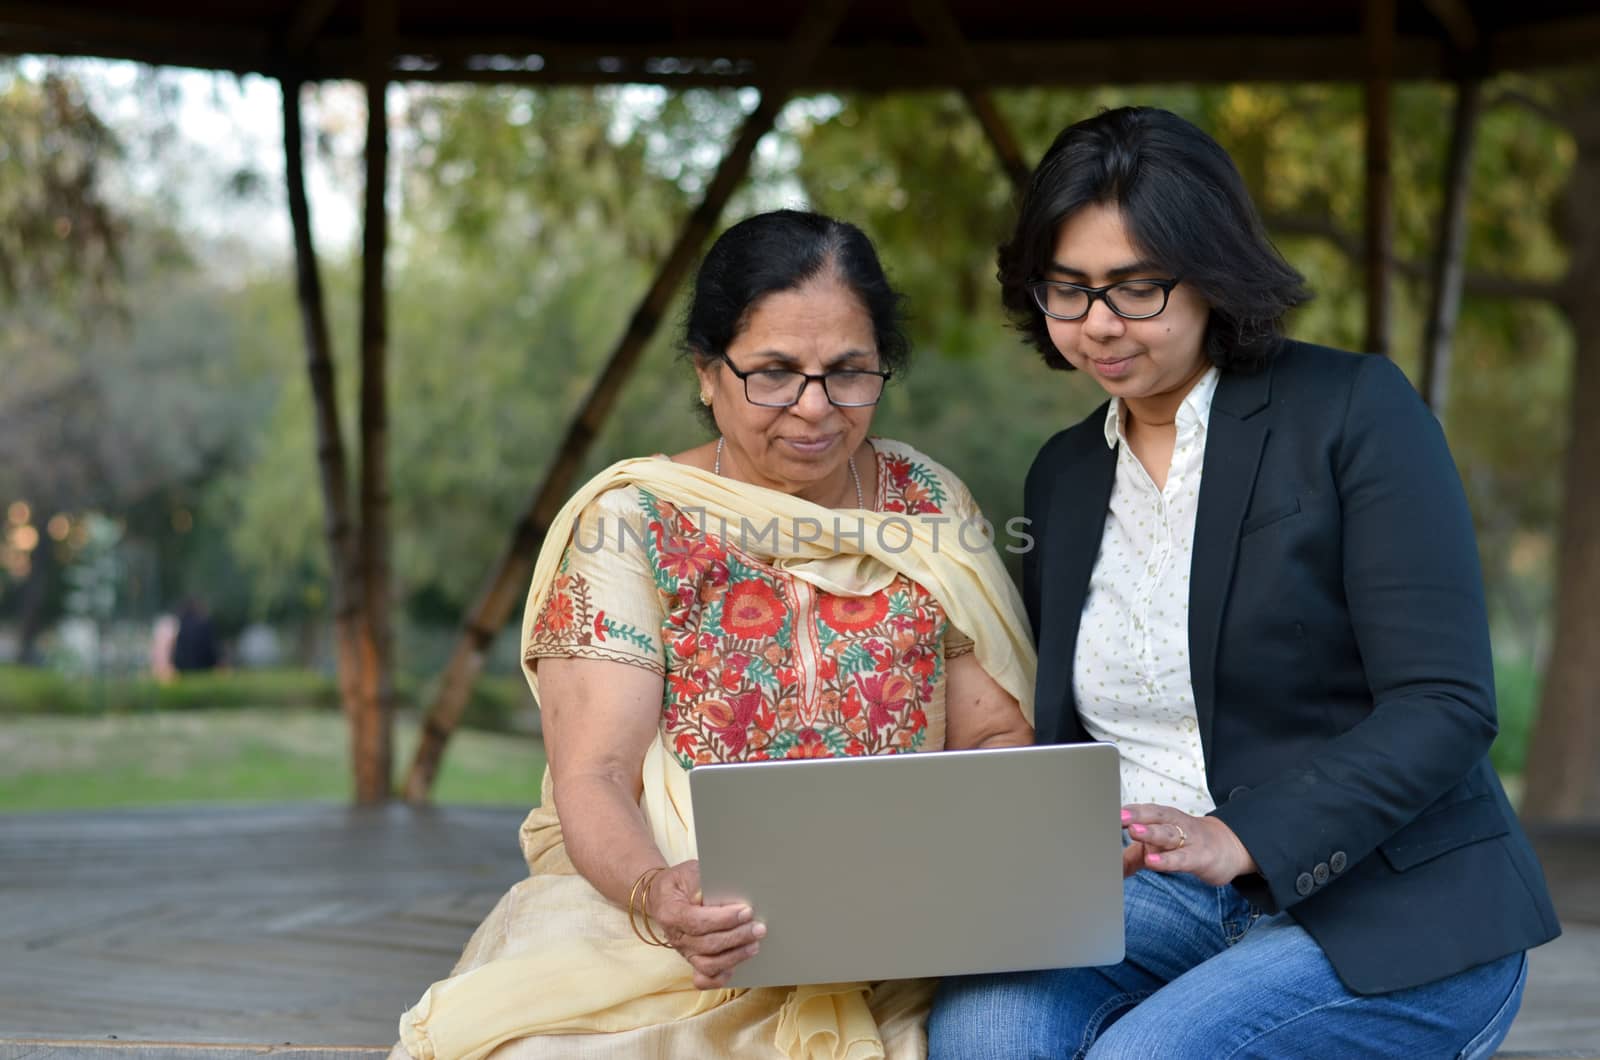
[218,86,727,624]
[0,65,123,307]
[0,66,268,660]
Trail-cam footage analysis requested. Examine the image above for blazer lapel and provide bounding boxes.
[1038,424,1117,744]
[1189,363,1274,766]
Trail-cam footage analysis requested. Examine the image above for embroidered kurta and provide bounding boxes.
[1074,368,1219,816]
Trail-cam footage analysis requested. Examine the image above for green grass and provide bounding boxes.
[0,665,538,735]
[0,658,1538,814]
[0,709,545,812]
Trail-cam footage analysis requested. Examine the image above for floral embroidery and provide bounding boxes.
[527,570,592,648]
[786,728,833,758]
[543,590,576,633]
[528,445,967,768]
[854,671,915,734]
[597,612,656,653]
[818,592,889,633]
[881,454,948,515]
[660,536,720,581]
[722,579,786,639]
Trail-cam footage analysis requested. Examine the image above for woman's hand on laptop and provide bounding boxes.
[648,859,768,989]
[1120,804,1258,885]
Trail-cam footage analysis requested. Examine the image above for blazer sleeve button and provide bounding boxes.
[1313,862,1330,885]
[1295,872,1315,896]
[1330,851,1347,874]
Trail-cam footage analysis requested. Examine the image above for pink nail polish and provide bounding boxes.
[1120,810,1132,822]
[1148,853,1163,864]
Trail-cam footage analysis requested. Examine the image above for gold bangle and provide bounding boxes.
[639,867,672,947]
[627,868,654,946]
[628,867,671,948]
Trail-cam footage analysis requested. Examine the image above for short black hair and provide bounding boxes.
[999,107,1310,373]
[681,210,909,425]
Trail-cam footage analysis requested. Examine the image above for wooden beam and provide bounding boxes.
[0,2,276,72]
[0,22,1468,87]
[1363,0,1396,358]
[0,2,271,52]
[1420,76,1483,417]
[287,0,343,55]
[7,12,1600,86]
[401,0,856,803]
[904,0,1031,191]
[353,0,395,805]
[300,33,1456,88]
[1491,14,1600,72]
[1420,0,1479,55]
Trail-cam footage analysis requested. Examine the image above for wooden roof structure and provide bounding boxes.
[2,0,1593,803]
[2,0,1598,86]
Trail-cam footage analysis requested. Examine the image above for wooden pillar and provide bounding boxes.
[281,74,368,773]
[401,0,855,802]
[1362,0,1396,358]
[906,0,1031,191]
[1420,75,1482,417]
[353,0,396,804]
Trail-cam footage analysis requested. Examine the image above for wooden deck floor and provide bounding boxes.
[1,805,1595,1056]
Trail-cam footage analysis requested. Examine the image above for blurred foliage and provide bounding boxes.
[0,665,340,715]
[785,82,1574,620]
[1490,655,1541,777]
[0,65,1581,681]
[0,64,124,307]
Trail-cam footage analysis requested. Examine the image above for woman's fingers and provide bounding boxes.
[1122,803,1182,828]
[665,912,766,957]
[1122,804,1194,852]
[660,897,751,934]
[1126,820,1188,851]
[1119,804,1258,886]
[1122,840,1147,878]
[651,860,705,906]
[1124,811,1257,885]
[650,860,751,936]
[1122,804,1214,879]
[689,940,762,980]
[647,858,767,983]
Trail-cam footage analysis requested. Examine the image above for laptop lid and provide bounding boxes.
[690,742,1124,988]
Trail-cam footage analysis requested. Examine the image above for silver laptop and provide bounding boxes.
[690,742,1124,988]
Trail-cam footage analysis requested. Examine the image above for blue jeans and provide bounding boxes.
[929,868,1527,1059]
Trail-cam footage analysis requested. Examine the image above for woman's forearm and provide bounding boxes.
[973,720,1035,749]
[553,771,671,907]
[945,653,1035,750]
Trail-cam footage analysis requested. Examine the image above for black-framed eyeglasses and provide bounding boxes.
[718,353,891,408]
[1026,277,1182,321]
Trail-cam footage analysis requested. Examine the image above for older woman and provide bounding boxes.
[393,210,1036,1060]
[928,107,1560,1059]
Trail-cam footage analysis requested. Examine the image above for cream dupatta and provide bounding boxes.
[398,451,1036,1060]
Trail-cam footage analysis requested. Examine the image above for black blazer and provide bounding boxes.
[1024,339,1560,994]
